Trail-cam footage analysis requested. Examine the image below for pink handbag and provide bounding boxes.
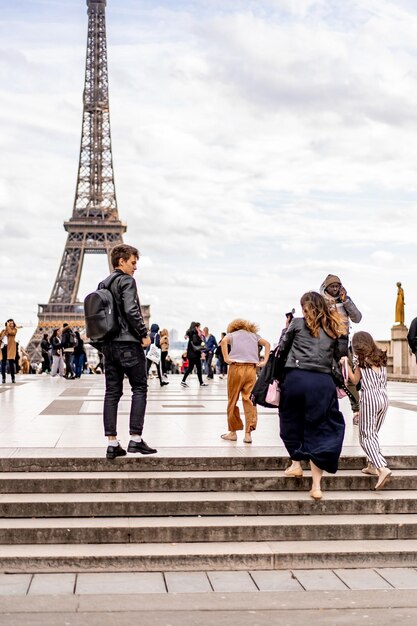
[265,380,280,406]
[337,357,349,399]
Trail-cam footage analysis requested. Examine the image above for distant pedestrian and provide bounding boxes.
[220,319,270,444]
[146,323,169,387]
[159,328,170,378]
[0,319,19,384]
[278,292,346,500]
[40,333,51,373]
[61,323,76,379]
[216,332,228,378]
[20,347,30,374]
[203,327,218,380]
[347,331,392,490]
[181,322,208,387]
[50,328,65,377]
[73,332,85,378]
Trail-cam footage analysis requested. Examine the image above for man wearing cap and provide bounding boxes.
[320,274,362,423]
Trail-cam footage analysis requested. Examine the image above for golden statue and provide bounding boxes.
[395,282,405,325]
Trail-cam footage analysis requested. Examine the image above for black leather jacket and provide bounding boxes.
[279,317,339,374]
[186,329,205,359]
[103,270,148,343]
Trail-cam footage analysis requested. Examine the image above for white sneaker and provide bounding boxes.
[181,381,189,388]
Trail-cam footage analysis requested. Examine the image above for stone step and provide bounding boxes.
[2,539,417,572]
[1,454,417,473]
[1,490,416,518]
[0,470,415,493]
[0,514,416,544]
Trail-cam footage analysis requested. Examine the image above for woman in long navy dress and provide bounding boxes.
[278,291,346,500]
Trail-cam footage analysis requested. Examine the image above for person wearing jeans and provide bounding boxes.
[73,331,85,378]
[103,342,148,438]
[99,244,156,459]
[0,319,19,384]
[203,327,218,380]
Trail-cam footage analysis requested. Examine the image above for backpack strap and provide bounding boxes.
[100,272,123,329]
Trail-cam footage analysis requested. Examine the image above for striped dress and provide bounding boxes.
[358,365,388,469]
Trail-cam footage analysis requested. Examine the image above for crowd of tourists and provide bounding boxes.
[5,245,396,497]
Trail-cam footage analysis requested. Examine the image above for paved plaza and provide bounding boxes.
[1,374,417,624]
[0,372,416,453]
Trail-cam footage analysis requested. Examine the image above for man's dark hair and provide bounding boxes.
[111,244,139,269]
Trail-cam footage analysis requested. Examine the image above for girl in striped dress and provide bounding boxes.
[347,331,392,490]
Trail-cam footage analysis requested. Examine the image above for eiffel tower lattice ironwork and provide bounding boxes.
[27,0,149,360]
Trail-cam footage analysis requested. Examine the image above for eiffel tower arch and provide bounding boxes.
[27,0,150,360]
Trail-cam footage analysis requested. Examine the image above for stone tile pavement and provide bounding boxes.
[1,568,417,595]
[0,373,416,453]
[1,373,417,624]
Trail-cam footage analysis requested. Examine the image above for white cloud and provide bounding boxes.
[1,0,417,342]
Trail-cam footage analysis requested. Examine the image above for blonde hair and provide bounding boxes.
[227,319,259,334]
[160,328,169,337]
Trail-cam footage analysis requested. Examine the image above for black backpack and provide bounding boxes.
[84,274,121,342]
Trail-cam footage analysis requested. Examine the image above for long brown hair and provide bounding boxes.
[352,331,387,367]
[300,291,344,339]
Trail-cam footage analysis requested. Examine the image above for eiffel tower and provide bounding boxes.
[27,0,150,360]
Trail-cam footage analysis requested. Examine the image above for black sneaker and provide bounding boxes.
[106,443,127,460]
[127,439,157,455]
[200,383,209,387]
[160,381,169,387]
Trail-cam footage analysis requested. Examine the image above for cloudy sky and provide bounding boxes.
[1,0,417,346]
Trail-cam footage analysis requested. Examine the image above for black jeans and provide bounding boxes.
[1,354,15,382]
[182,357,203,384]
[206,351,214,378]
[160,351,168,375]
[103,342,147,437]
[41,353,51,373]
[64,351,74,377]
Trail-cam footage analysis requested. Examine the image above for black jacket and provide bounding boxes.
[40,339,50,355]
[51,336,62,356]
[104,270,148,343]
[61,327,75,350]
[279,317,339,375]
[186,329,205,359]
[407,317,417,353]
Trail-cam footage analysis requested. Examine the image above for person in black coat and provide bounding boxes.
[40,333,51,373]
[181,322,209,388]
[407,317,417,362]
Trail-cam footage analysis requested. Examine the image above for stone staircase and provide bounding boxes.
[0,454,416,572]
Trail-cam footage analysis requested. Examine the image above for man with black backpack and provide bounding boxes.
[85,243,156,459]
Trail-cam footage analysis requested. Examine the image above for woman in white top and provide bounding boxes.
[221,319,270,444]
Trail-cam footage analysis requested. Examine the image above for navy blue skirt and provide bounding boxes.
[279,368,345,474]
